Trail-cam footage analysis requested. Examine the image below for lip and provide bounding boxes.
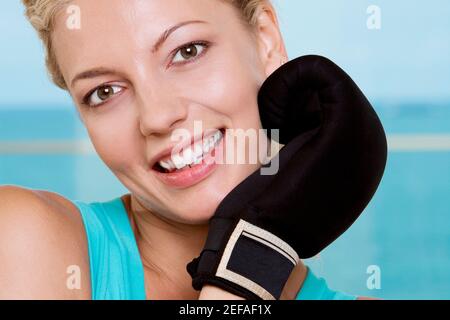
[151,129,225,189]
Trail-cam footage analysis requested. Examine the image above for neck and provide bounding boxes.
[123,194,209,300]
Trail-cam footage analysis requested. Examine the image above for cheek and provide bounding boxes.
[84,112,139,171]
[180,45,264,122]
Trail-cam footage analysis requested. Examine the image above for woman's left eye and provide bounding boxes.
[171,42,209,65]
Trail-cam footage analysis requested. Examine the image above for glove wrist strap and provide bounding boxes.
[191,219,300,300]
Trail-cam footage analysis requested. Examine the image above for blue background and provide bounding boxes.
[1,0,449,299]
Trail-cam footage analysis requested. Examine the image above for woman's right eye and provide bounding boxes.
[83,85,124,107]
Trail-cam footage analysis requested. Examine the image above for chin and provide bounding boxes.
[173,197,224,225]
[184,165,259,223]
[154,156,261,225]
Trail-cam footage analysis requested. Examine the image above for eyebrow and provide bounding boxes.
[70,19,207,88]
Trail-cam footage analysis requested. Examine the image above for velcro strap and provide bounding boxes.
[214,219,300,300]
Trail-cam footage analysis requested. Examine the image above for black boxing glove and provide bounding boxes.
[186,55,387,300]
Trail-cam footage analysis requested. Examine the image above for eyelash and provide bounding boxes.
[81,41,211,108]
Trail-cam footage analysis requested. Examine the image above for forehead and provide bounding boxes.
[52,0,241,82]
[52,0,235,50]
[54,0,232,31]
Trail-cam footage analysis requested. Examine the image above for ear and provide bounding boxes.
[253,2,288,77]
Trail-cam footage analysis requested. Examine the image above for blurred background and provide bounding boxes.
[1,0,449,299]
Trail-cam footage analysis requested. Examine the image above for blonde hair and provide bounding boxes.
[21,0,272,91]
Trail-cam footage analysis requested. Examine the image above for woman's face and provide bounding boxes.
[53,0,280,224]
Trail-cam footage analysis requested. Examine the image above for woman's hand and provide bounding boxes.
[199,285,246,300]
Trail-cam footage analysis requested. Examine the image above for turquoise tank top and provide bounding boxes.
[72,196,357,300]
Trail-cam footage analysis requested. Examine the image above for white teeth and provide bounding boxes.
[172,153,185,170]
[159,160,173,171]
[182,148,193,167]
[157,130,223,172]
[192,143,204,165]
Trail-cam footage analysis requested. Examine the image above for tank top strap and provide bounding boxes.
[72,197,146,300]
[296,267,357,300]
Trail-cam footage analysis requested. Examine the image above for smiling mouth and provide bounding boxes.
[152,128,225,174]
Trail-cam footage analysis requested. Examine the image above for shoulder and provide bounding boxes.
[356,296,381,300]
[0,185,86,246]
[0,185,91,299]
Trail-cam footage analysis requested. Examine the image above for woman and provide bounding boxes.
[0,0,369,299]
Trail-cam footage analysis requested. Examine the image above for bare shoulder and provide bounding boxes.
[357,296,381,300]
[0,185,91,299]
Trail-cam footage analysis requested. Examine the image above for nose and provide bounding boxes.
[136,83,188,137]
